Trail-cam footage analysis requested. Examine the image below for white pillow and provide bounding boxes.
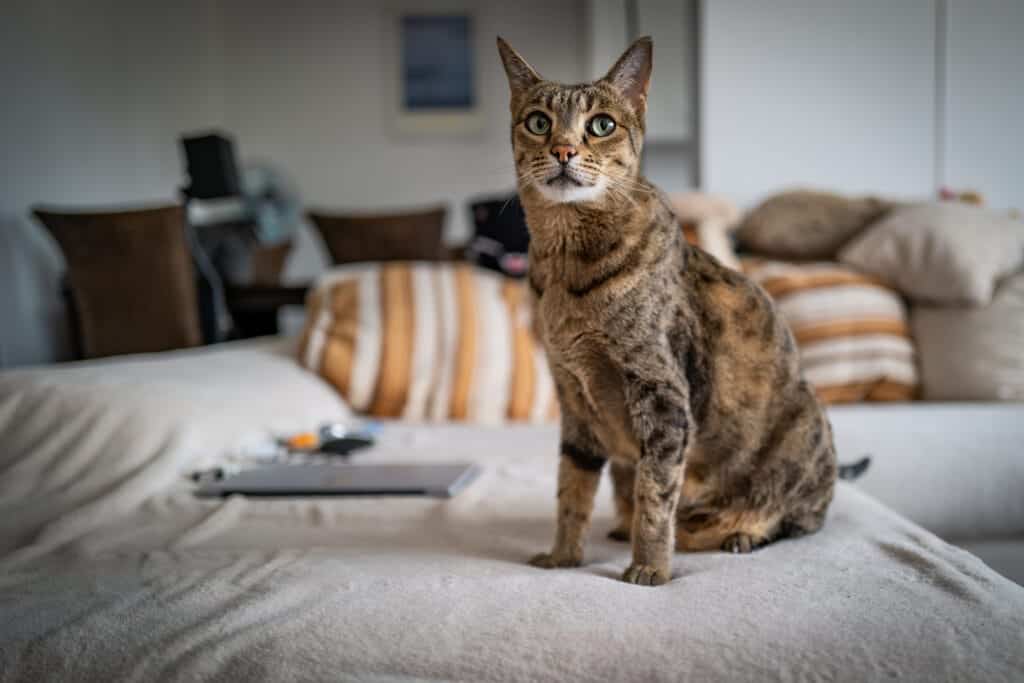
[839,202,1024,305]
[0,338,350,556]
[911,272,1024,401]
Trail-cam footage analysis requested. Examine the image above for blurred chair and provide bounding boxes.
[308,206,447,265]
[33,205,203,359]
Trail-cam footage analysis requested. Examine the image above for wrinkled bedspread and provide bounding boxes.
[1,340,1022,682]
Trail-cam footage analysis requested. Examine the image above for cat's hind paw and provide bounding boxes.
[721,533,758,554]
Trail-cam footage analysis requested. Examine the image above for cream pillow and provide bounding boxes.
[668,191,742,270]
[912,272,1024,401]
[680,219,741,270]
[839,202,1024,305]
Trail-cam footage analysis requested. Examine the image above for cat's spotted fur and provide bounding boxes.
[498,36,838,586]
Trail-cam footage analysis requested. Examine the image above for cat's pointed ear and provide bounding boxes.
[602,37,653,112]
[497,36,542,96]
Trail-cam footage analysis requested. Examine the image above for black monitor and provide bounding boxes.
[180,133,242,200]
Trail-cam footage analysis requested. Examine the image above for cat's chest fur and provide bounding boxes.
[525,198,679,462]
[536,285,642,461]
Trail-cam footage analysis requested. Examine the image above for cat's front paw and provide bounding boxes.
[529,551,582,569]
[621,563,671,586]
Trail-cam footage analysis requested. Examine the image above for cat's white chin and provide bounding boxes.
[535,176,608,204]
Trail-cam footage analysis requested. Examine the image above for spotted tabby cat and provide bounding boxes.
[498,36,848,586]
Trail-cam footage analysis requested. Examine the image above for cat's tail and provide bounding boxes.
[838,456,871,481]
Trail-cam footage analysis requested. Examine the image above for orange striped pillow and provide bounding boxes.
[298,262,558,423]
[742,259,919,403]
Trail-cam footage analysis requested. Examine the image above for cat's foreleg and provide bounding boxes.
[622,377,692,586]
[529,415,606,569]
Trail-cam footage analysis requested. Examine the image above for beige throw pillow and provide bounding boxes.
[912,272,1024,401]
[736,189,892,260]
[839,202,1024,305]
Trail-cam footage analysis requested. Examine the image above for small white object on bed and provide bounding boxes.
[1,340,1022,682]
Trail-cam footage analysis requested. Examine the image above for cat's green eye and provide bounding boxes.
[587,114,616,137]
[525,112,551,135]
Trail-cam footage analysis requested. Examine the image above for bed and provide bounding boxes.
[2,339,1023,681]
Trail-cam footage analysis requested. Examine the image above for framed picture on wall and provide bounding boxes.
[402,15,474,110]
[384,7,482,135]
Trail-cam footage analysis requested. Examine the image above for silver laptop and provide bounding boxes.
[195,463,480,498]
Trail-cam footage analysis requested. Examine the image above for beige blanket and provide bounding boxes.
[1,341,1022,682]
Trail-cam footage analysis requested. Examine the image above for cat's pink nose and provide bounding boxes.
[551,144,577,164]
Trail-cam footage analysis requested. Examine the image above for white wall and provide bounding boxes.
[216,0,589,282]
[635,0,694,144]
[700,0,938,206]
[583,1,698,195]
[0,0,595,365]
[944,0,1024,211]
[5,1,1020,366]
[0,0,223,366]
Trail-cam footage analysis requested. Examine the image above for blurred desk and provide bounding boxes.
[225,283,309,339]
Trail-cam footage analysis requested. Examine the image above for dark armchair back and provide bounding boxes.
[307,206,447,265]
[34,204,202,359]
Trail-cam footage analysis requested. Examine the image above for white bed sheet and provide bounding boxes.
[1,342,1023,682]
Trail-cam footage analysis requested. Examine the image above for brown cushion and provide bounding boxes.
[736,189,893,260]
[308,207,447,265]
[34,205,202,359]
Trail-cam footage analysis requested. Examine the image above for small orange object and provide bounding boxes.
[286,432,319,450]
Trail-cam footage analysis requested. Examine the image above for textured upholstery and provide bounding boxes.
[34,204,202,359]
[308,206,447,265]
